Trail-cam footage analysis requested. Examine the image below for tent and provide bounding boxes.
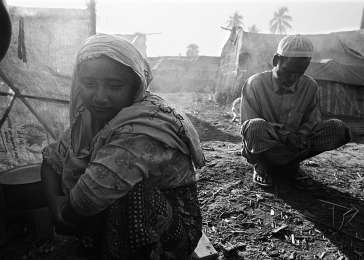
[217,28,364,120]
[0,6,91,170]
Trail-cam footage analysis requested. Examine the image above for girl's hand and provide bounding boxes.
[54,196,67,224]
[52,196,77,235]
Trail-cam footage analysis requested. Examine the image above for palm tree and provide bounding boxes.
[269,7,292,34]
[248,24,260,33]
[227,11,244,29]
[186,44,199,57]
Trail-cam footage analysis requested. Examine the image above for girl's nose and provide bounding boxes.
[93,85,108,104]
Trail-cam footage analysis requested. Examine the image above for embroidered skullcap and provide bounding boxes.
[277,34,314,57]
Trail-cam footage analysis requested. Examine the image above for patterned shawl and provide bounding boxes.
[61,34,204,191]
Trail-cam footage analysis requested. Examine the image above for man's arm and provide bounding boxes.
[240,78,261,123]
[298,86,321,137]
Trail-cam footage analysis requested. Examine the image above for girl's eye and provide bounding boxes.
[81,80,97,88]
[105,85,122,91]
[109,84,122,89]
[86,83,97,88]
[107,81,127,90]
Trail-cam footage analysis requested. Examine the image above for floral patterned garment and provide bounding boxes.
[43,34,204,258]
[43,131,202,259]
[44,130,198,214]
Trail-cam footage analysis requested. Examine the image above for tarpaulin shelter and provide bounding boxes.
[0,6,91,171]
[217,28,364,121]
[148,56,220,93]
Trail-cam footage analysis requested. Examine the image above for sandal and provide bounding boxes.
[253,165,273,187]
[282,163,309,181]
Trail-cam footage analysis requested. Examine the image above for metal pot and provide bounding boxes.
[0,164,46,210]
[0,164,53,242]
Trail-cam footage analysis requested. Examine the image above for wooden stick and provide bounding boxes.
[0,69,56,139]
[0,94,16,129]
[0,90,69,104]
[332,206,335,227]
[338,208,355,231]
[17,96,56,140]
[317,199,350,210]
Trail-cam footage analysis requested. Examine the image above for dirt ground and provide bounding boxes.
[1,92,364,260]
[166,92,364,260]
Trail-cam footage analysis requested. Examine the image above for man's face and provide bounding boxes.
[275,56,311,88]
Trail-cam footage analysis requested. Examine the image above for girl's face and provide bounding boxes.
[78,56,138,124]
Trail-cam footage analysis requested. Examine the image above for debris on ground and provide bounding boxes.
[2,93,364,259]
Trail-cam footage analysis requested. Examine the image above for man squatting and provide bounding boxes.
[240,35,351,187]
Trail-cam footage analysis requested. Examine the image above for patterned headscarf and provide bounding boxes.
[62,34,204,191]
[70,34,153,124]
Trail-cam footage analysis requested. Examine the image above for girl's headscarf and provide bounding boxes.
[62,34,204,190]
[70,34,152,124]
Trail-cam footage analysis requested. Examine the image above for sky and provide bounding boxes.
[6,0,364,57]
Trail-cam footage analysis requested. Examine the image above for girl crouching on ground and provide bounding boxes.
[41,34,204,260]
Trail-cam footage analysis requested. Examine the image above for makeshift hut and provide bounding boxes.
[0,6,91,170]
[217,28,364,136]
[148,56,220,94]
[8,6,92,76]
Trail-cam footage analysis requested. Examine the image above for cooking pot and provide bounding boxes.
[0,164,53,242]
[0,164,46,210]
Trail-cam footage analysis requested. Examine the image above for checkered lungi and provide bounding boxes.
[241,118,351,166]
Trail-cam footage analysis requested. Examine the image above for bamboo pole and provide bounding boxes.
[87,0,96,36]
[0,90,69,104]
[0,94,16,129]
[0,69,56,140]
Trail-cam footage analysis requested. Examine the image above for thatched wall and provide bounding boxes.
[0,6,91,170]
[9,6,91,76]
[148,56,220,93]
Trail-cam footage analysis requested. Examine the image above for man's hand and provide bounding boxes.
[284,133,307,150]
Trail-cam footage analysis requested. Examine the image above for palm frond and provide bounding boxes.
[270,6,292,34]
[281,14,292,21]
[227,11,244,28]
[282,20,292,29]
[270,22,278,33]
[269,16,277,26]
[279,7,289,14]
